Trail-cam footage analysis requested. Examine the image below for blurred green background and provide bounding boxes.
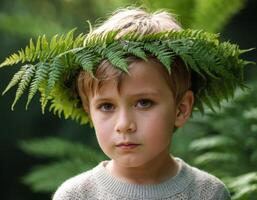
[0,0,256,199]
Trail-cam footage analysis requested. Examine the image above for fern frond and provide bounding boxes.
[226,172,257,200]
[167,29,219,44]
[144,42,174,73]
[39,34,49,60]
[0,29,85,68]
[194,152,237,166]
[137,31,170,42]
[83,30,119,47]
[207,81,223,108]
[49,100,88,124]
[26,62,49,109]
[11,64,36,110]
[122,41,147,60]
[64,28,76,47]
[190,41,220,78]
[243,107,257,120]
[19,137,104,160]
[38,84,50,114]
[74,48,101,74]
[41,29,76,60]
[0,49,26,67]
[189,135,236,152]
[46,57,66,96]
[194,97,205,114]
[223,79,237,100]
[167,39,204,77]
[2,65,27,95]
[26,39,35,61]
[20,137,106,192]
[49,34,58,52]
[48,84,89,124]
[22,159,92,192]
[201,90,216,112]
[204,83,222,110]
[73,33,85,48]
[101,42,128,72]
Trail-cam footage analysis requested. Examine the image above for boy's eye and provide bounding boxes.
[98,103,114,112]
[136,99,154,108]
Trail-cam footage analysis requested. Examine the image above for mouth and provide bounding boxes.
[116,142,140,149]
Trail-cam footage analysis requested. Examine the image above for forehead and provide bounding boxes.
[96,60,173,96]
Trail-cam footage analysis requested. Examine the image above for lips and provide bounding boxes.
[116,142,140,149]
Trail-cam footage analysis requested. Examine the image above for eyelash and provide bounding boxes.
[98,103,114,112]
[136,99,154,108]
[97,99,154,112]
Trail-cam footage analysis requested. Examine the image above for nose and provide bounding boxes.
[115,109,136,134]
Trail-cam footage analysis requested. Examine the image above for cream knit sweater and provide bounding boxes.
[52,158,231,200]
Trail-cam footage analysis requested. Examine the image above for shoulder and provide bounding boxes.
[177,158,231,200]
[52,164,99,200]
[190,166,231,199]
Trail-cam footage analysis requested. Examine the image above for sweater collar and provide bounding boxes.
[93,157,194,198]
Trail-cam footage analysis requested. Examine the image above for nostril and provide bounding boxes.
[128,122,136,133]
[115,122,136,134]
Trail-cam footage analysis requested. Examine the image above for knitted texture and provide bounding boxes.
[52,158,231,200]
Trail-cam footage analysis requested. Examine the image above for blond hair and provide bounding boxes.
[77,7,191,113]
[89,7,181,39]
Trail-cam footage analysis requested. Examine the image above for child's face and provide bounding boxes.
[89,60,179,168]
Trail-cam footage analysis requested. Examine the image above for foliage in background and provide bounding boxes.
[135,0,246,32]
[0,0,247,38]
[0,0,132,38]
[174,82,257,200]
[19,137,106,192]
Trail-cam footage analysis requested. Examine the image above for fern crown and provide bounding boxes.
[0,28,253,124]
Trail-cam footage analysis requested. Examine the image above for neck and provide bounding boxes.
[106,153,179,184]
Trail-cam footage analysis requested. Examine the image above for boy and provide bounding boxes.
[2,7,250,200]
[53,8,231,199]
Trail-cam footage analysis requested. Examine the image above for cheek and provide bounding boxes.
[141,106,175,130]
[91,113,114,145]
[93,125,111,156]
[146,118,173,138]
[138,108,175,142]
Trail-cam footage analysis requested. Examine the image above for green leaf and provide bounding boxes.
[194,152,237,165]
[46,57,66,96]
[102,42,128,72]
[189,135,236,152]
[75,48,100,74]
[2,65,27,95]
[144,42,174,73]
[22,159,93,192]
[19,137,105,161]
[11,64,36,110]
[26,62,50,109]
[122,41,147,60]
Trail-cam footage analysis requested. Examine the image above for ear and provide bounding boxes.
[175,90,194,128]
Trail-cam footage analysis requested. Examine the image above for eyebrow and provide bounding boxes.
[129,91,160,97]
[92,97,112,104]
[92,91,160,103]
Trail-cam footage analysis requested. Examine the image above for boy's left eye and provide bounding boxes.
[98,103,114,112]
[136,99,154,108]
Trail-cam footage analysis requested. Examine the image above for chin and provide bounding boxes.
[115,157,149,168]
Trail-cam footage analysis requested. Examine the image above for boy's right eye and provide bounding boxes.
[98,103,114,112]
